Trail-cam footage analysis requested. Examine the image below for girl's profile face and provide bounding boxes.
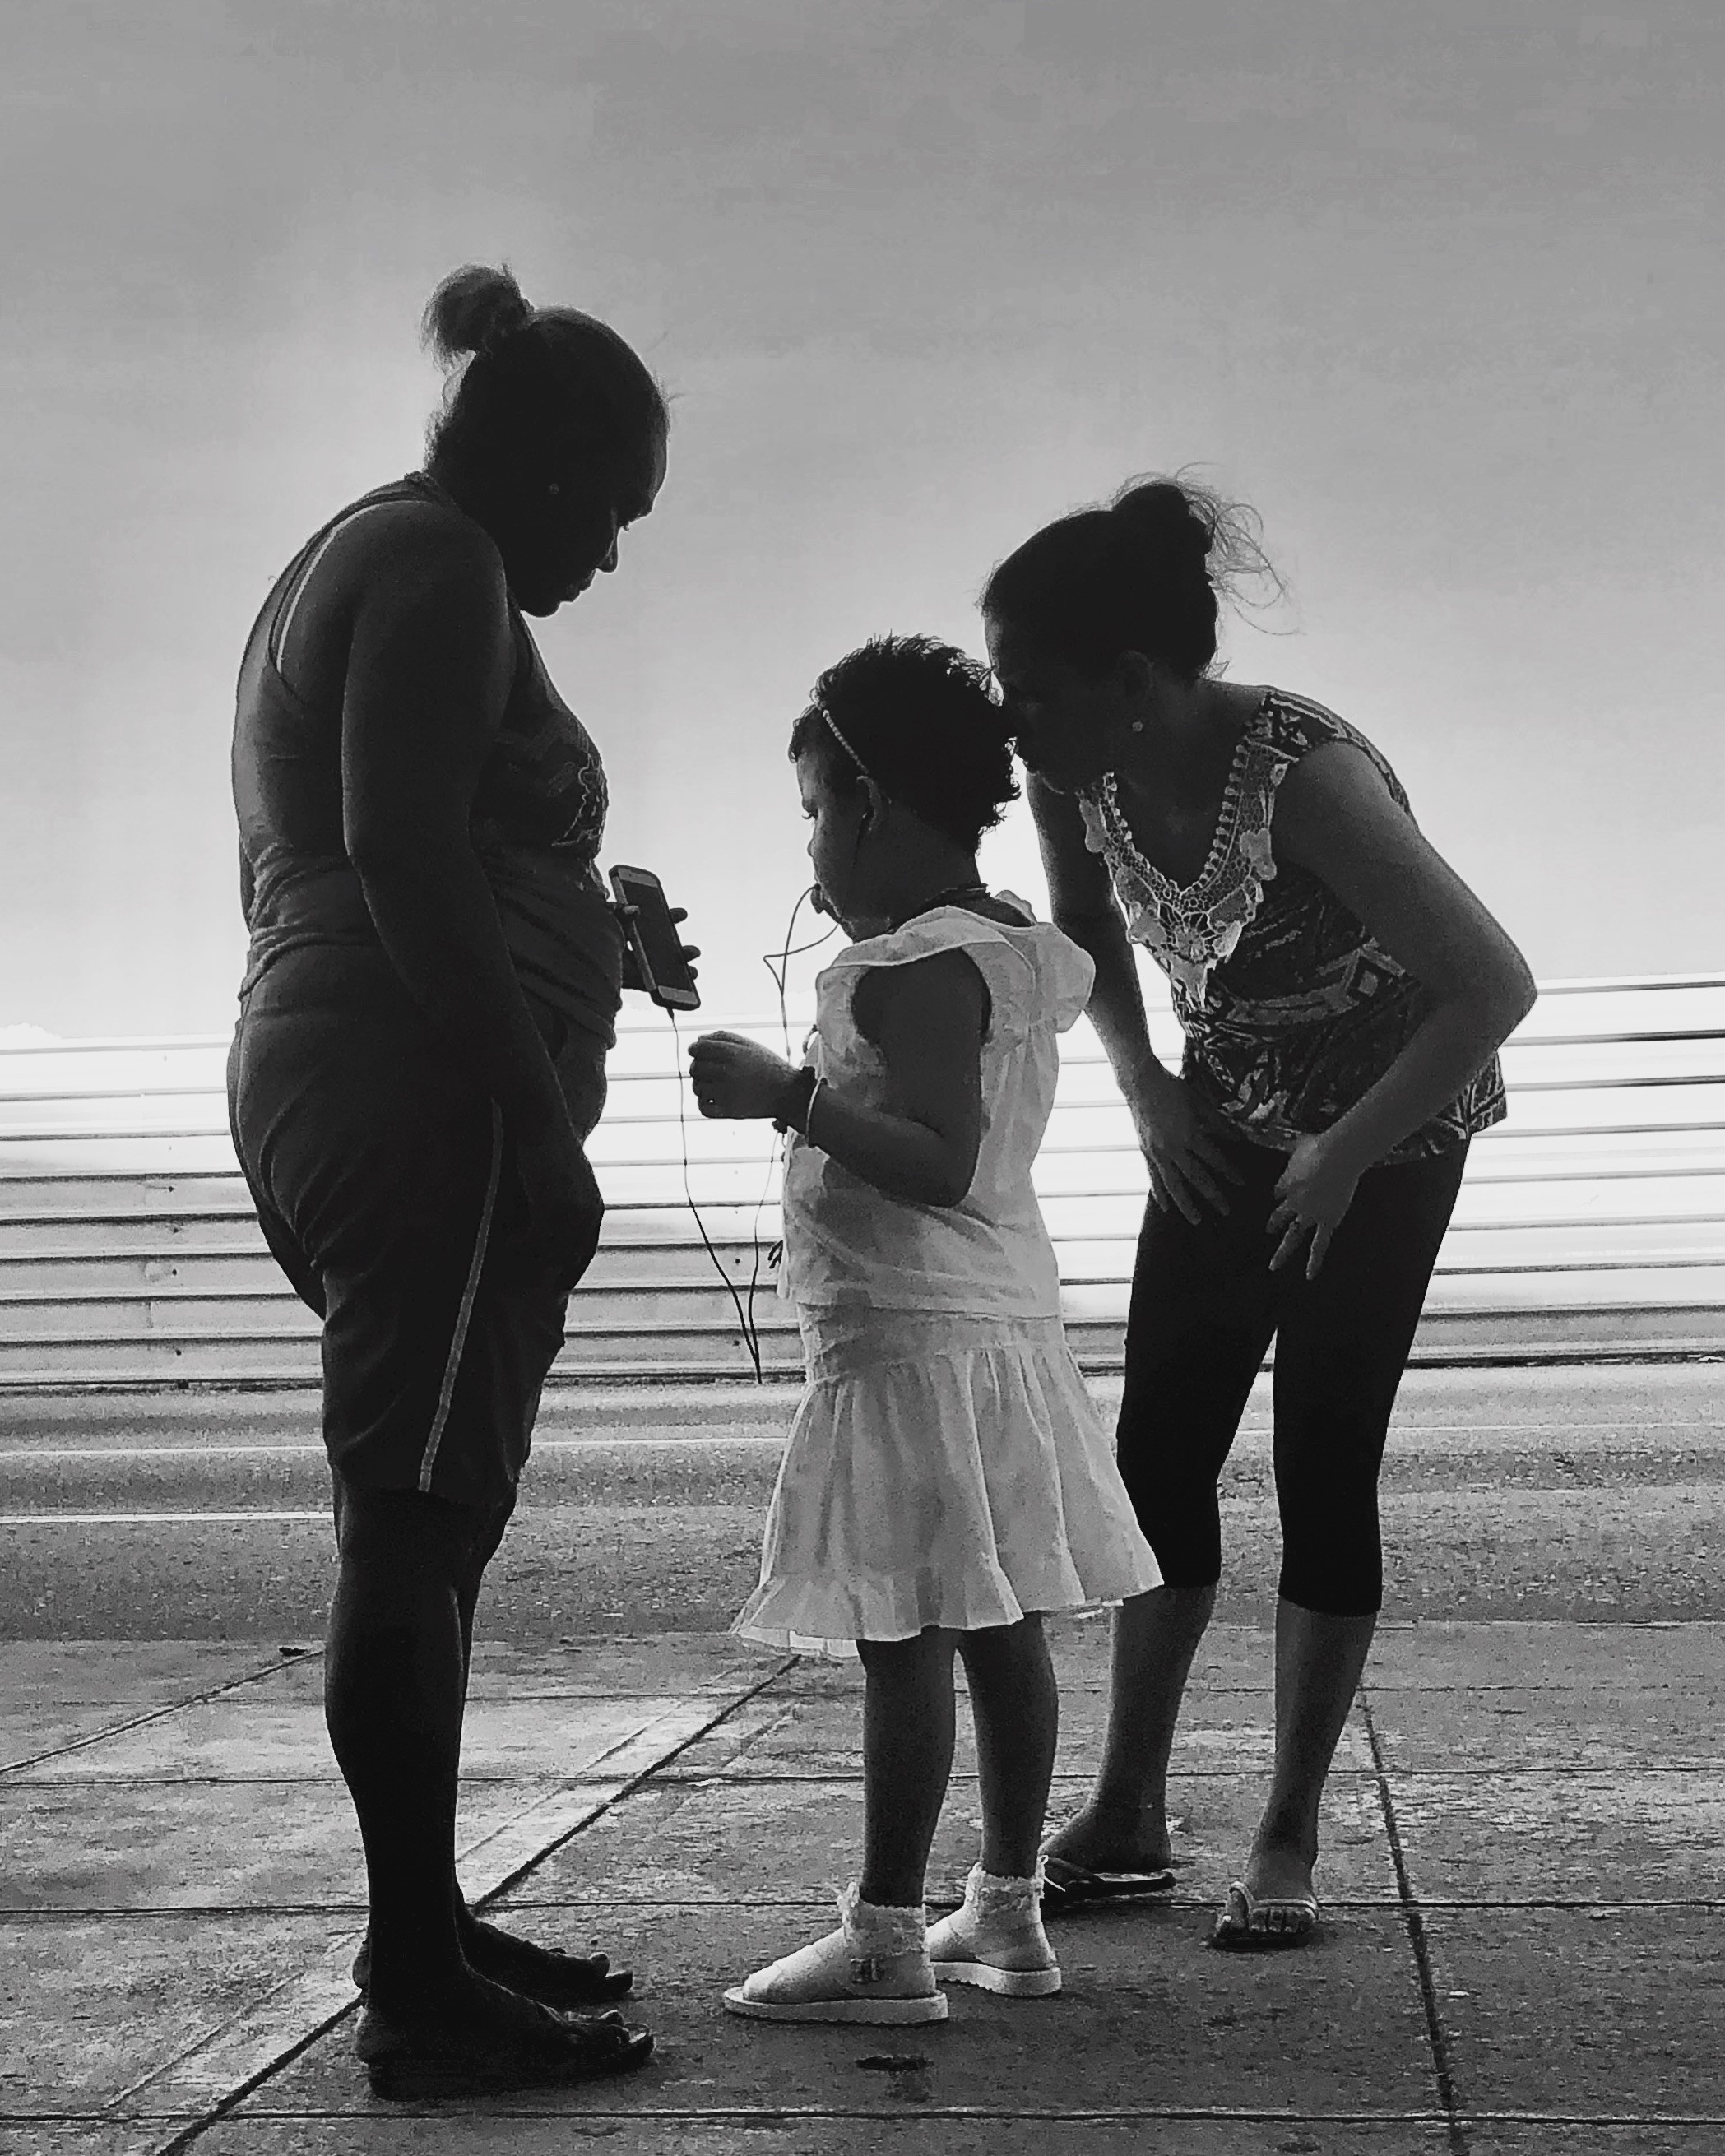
[796,747,874,934]
[984,614,1132,793]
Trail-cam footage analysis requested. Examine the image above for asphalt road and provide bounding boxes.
[1,1362,1722,1639]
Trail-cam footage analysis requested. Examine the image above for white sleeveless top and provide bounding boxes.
[779,900,1095,1317]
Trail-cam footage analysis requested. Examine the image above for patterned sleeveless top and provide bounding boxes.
[1077,689,1505,1160]
[234,475,622,1047]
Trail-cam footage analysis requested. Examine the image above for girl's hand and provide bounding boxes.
[1266,1134,1362,1278]
[1126,1066,1245,1223]
[689,1032,800,1120]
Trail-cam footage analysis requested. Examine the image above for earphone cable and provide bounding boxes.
[746,883,833,1358]
[763,883,835,1060]
[656,886,837,1388]
[668,1007,765,1384]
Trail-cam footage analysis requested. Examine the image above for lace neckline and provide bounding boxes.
[1079,691,1292,1010]
[1094,692,1269,904]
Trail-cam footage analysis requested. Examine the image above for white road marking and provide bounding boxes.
[0,1510,329,1525]
[0,1435,793,1462]
[1,1422,1718,1467]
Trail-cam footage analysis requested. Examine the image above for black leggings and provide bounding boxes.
[1115,1136,1468,1616]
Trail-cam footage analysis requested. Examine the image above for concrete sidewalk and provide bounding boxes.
[2,1620,1722,2155]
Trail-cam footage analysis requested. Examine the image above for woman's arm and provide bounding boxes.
[1029,774,1242,1219]
[689,950,987,1206]
[340,516,601,1275]
[1029,775,1157,1087]
[1266,741,1538,1272]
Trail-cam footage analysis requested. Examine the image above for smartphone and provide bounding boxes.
[609,865,701,1012]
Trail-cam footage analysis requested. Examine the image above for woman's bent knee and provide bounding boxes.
[1277,1554,1383,1617]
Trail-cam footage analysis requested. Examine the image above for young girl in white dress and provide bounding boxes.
[689,635,1161,2024]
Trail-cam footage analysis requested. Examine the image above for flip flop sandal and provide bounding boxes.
[353,1930,633,2007]
[355,2001,652,2102]
[1039,1855,1177,1914]
[1208,1880,1320,1951]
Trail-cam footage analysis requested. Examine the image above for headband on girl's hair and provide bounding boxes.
[822,709,873,780]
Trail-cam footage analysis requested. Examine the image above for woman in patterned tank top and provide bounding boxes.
[982,475,1535,1951]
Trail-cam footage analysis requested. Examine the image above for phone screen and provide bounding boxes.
[610,866,700,1010]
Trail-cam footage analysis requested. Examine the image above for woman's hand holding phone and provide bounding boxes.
[609,865,701,1008]
[616,903,701,995]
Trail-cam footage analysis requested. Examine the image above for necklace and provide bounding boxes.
[892,880,990,929]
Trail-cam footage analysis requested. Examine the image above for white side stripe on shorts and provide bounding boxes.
[418,1101,506,1494]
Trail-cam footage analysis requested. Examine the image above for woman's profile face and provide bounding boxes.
[984,614,1131,793]
[508,424,668,618]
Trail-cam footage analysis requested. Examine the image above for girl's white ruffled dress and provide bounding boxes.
[732,900,1162,1656]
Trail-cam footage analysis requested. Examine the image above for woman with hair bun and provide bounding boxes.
[983,475,1536,1950]
[228,265,673,2093]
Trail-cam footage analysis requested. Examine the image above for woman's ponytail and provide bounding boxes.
[983,471,1278,681]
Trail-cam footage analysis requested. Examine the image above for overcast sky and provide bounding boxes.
[2,1,1721,1034]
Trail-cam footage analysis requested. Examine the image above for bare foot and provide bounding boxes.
[459,1914,633,2003]
[356,1970,652,2098]
[1240,1836,1317,1907]
[1043,1801,1174,1875]
[354,1917,633,2006]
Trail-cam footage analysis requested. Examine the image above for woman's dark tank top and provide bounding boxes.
[232,475,623,1049]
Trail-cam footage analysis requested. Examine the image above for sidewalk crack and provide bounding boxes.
[0,1647,322,1779]
[471,1656,798,1909]
[135,1651,799,2156]
[1362,1691,1470,2156]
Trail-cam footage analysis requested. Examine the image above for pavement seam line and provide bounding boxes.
[141,1975,355,2156]
[31,2106,1725,2129]
[1363,1690,1470,2156]
[0,1646,319,1778]
[468,1653,800,1909]
[21,1759,1725,1787]
[12,1889,1725,1921]
[128,2103,1472,2126]
[132,1651,800,2156]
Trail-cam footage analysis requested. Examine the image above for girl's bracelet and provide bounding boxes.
[772,1067,819,1135]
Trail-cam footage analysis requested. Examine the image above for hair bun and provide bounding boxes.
[421,263,534,364]
[1111,478,1213,563]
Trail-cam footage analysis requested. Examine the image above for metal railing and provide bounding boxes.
[0,971,1721,1384]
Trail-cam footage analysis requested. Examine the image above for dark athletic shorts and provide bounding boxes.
[227,945,607,1514]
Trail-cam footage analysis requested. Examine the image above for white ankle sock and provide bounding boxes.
[960,1864,1043,1922]
[841,1882,928,1957]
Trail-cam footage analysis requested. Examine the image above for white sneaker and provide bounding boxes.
[925,1864,1061,1997]
[723,1883,948,2024]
